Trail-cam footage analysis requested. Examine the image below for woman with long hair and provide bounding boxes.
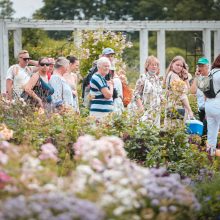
[24,57,54,109]
[64,56,80,112]
[165,56,193,125]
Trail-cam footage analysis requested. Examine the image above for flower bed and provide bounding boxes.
[1,98,220,218]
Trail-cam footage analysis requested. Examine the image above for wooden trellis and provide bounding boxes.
[1,19,220,92]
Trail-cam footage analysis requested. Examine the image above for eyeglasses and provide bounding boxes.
[20,57,30,61]
[39,63,50,67]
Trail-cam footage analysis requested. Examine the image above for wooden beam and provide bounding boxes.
[203,29,211,63]
[0,20,9,93]
[74,30,82,48]
[4,20,220,31]
[157,30,166,76]
[140,29,148,74]
[214,30,220,60]
[13,28,22,58]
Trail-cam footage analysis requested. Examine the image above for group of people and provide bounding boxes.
[6,50,80,112]
[130,54,220,156]
[4,48,220,156]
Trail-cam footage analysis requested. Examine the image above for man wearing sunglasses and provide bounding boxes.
[6,50,36,100]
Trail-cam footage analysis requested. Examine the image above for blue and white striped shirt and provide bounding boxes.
[90,73,113,113]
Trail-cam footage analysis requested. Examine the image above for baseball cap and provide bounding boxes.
[102,48,115,55]
[197,57,209,65]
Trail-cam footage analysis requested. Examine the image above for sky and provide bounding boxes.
[12,0,44,18]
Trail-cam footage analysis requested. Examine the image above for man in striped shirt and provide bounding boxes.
[89,57,114,120]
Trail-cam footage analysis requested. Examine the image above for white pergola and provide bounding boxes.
[1,19,220,92]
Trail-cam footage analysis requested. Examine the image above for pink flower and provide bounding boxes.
[0,141,10,151]
[38,143,58,161]
[91,158,104,172]
[0,150,9,164]
[0,171,11,189]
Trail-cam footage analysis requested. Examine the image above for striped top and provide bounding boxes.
[90,73,113,113]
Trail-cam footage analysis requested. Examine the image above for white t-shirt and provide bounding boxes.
[6,64,32,97]
[196,88,205,110]
[113,77,123,98]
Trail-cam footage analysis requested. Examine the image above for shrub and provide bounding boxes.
[79,30,133,76]
[68,135,200,220]
[195,174,220,219]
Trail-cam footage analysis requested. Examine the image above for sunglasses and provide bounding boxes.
[20,57,30,61]
[39,63,50,67]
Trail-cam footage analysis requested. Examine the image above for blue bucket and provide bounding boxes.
[185,119,204,136]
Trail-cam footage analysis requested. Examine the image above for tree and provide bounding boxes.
[35,0,220,21]
[34,0,136,20]
[0,0,14,18]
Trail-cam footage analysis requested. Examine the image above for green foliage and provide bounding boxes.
[124,122,161,163]
[0,0,14,18]
[1,96,220,182]
[25,34,77,60]
[34,0,137,20]
[168,144,211,179]
[188,94,199,119]
[0,98,81,160]
[79,30,132,76]
[195,174,220,219]
[35,0,220,21]
[145,125,189,165]
[166,47,186,65]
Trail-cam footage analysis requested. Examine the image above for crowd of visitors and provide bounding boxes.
[4,48,220,156]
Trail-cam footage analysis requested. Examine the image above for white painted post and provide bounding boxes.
[140,29,148,74]
[203,29,211,63]
[74,29,82,48]
[157,30,166,76]
[13,28,22,58]
[214,30,220,60]
[0,20,9,93]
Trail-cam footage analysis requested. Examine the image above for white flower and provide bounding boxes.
[0,150,9,164]
[119,178,130,186]
[113,206,126,216]
[100,194,116,206]
[21,155,43,171]
[77,165,94,175]
[27,183,40,190]
[42,183,57,191]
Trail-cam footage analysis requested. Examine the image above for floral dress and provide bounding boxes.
[133,73,162,128]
